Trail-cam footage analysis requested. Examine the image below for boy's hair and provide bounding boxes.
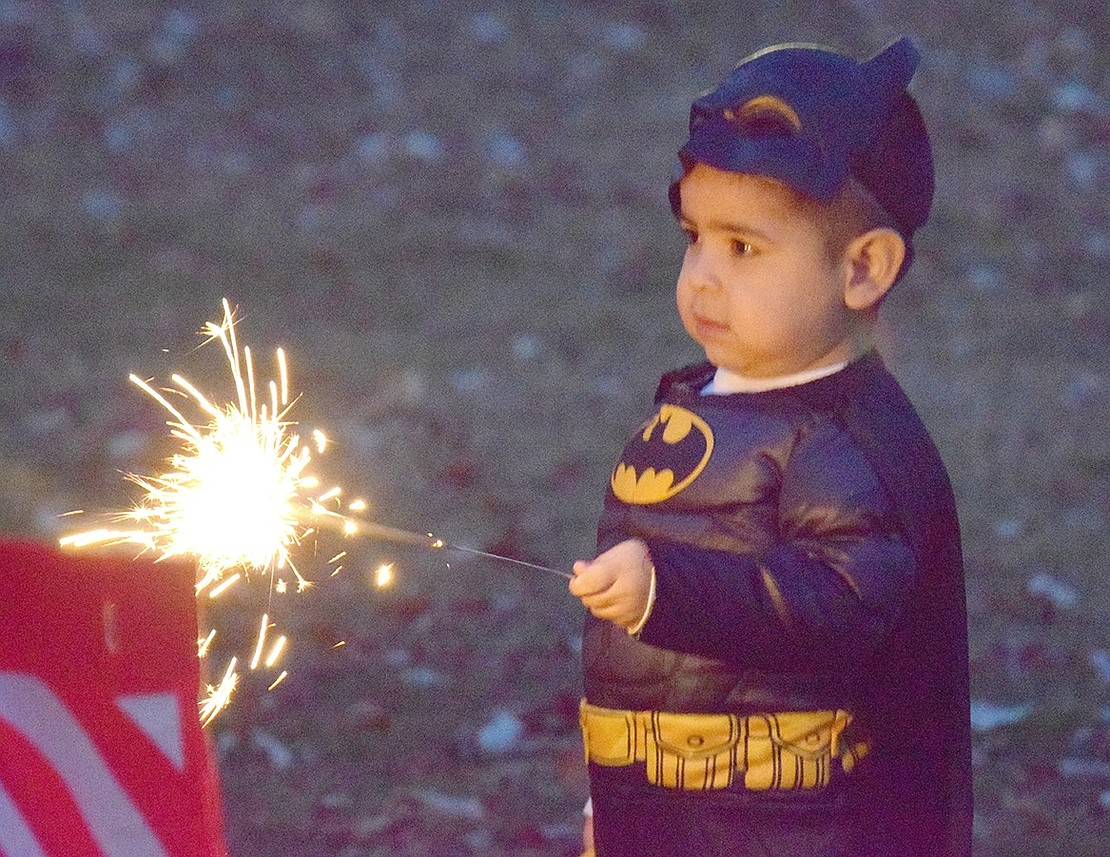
[789,175,903,271]
[669,38,933,283]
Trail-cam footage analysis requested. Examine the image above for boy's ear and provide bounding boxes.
[843,228,906,310]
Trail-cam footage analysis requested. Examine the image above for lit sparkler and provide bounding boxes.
[59,300,335,721]
[60,300,319,589]
[60,300,567,723]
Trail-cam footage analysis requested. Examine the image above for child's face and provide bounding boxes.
[675,163,860,378]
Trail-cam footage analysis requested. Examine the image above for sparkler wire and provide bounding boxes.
[312,514,572,580]
[445,545,572,580]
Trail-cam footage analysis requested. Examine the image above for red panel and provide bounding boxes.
[0,539,227,856]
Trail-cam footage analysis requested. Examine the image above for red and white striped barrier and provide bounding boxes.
[0,540,226,856]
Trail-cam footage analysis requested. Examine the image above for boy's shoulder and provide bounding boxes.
[785,353,944,470]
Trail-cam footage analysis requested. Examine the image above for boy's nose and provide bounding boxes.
[679,252,719,293]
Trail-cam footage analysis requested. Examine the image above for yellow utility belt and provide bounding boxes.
[580,700,866,792]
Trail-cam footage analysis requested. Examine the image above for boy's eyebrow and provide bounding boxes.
[678,212,775,243]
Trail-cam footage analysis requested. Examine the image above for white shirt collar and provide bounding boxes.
[701,360,850,395]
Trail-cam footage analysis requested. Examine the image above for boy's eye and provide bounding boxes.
[732,240,754,256]
[681,227,698,245]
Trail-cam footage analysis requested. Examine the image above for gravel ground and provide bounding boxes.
[1,2,1107,855]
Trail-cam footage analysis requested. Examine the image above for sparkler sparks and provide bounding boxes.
[59,300,337,723]
[200,657,239,727]
[60,299,569,724]
[60,300,322,590]
[374,563,394,588]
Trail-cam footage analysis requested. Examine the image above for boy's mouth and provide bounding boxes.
[693,315,729,339]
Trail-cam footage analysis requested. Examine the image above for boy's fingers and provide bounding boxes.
[575,581,620,606]
[569,570,610,598]
[584,586,641,618]
[589,602,635,626]
[571,559,616,586]
[580,589,619,610]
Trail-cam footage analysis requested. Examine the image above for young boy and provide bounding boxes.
[569,38,971,856]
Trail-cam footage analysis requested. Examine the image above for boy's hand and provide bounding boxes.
[569,538,653,631]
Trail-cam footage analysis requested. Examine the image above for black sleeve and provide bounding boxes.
[637,417,916,673]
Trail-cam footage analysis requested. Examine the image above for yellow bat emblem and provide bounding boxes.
[611,404,714,504]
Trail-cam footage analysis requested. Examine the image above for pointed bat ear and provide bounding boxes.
[851,36,934,251]
[862,36,920,95]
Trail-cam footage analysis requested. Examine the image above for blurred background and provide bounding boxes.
[1,1,1106,854]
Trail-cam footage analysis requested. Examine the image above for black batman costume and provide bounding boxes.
[582,353,971,856]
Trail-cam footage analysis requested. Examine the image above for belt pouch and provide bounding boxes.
[580,701,642,766]
[743,710,850,791]
[646,711,741,790]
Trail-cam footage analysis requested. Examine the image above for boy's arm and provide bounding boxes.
[637,417,917,671]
